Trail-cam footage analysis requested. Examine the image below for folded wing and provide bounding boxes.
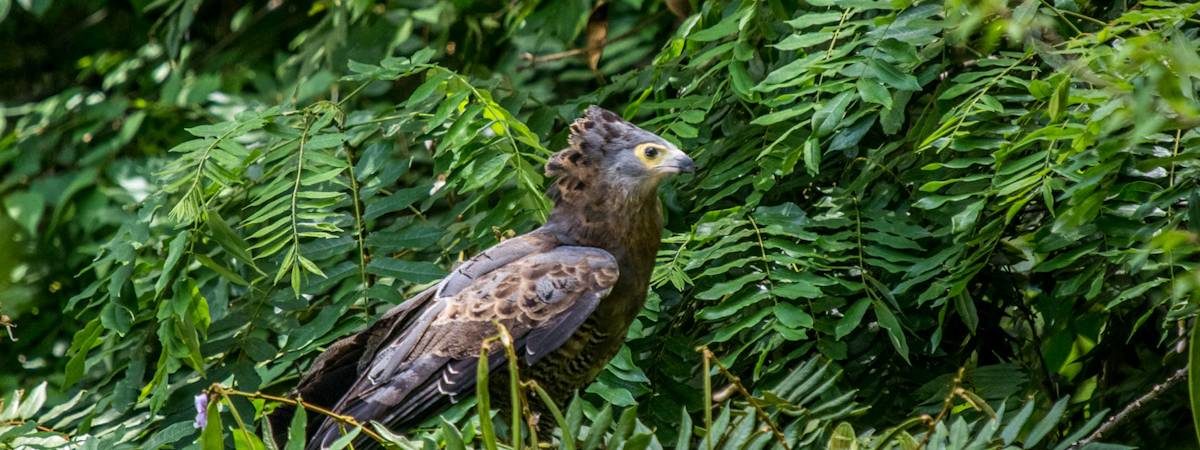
[308,245,618,449]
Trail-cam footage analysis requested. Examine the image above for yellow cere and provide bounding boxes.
[634,142,667,167]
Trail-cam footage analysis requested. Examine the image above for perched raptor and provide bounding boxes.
[276,106,694,449]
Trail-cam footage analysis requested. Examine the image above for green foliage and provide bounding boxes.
[2,0,1199,449]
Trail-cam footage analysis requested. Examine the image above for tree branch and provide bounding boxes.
[699,346,791,450]
[1,419,69,439]
[1068,367,1188,449]
[208,384,389,445]
[918,367,966,450]
[519,12,663,66]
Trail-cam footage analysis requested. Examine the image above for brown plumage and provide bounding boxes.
[273,106,694,449]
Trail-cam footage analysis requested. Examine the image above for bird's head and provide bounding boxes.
[545,106,694,197]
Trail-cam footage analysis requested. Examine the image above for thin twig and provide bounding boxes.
[699,347,791,450]
[339,122,370,306]
[0,314,16,341]
[702,346,713,450]
[918,367,966,450]
[1039,0,1084,35]
[1068,367,1188,449]
[208,384,389,445]
[1,419,69,439]
[520,12,663,65]
[524,380,576,450]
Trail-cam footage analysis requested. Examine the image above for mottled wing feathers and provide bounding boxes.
[308,245,617,449]
[420,247,617,360]
[436,233,556,298]
[286,234,550,448]
[348,234,556,387]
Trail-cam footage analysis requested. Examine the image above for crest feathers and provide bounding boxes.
[547,105,627,178]
[566,105,628,154]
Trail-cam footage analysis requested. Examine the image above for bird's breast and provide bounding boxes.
[523,311,624,401]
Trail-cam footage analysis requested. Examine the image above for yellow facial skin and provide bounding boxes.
[634,142,668,168]
[635,142,695,176]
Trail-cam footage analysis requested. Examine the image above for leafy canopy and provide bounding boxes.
[1,0,1199,448]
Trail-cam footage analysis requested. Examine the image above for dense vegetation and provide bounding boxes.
[2,0,1199,448]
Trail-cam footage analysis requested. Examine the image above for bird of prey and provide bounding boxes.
[276,106,695,449]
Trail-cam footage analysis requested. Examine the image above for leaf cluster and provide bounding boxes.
[1,0,1199,449]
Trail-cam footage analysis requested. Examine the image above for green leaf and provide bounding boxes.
[772,32,834,50]
[291,263,302,297]
[367,258,446,283]
[827,422,857,450]
[207,212,264,275]
[1001,400,1036,444]
[675,407,692,450]
[689,10,743,42]
[233,430,267,450]
[774,303,814,329]
[1028,79,1053,99]
[1024,397,1069,446]
[803,135,821,176]
[950,199,984,233]
[1049,76,1070,121]
[772,282,821,299]
[1035,241,1100,272]
[440,419,465,450]
[4,191,45,236]
[873,301,909,362]
[284,399,307,450]
[698,291,768,320]
[729,61,756,100]
[155,231,191,296]
[751,105,812,126]
[759,53,820,87]
[461,153,510,192]
[582,405,613,450]
[953,292,978,335]
[305,133,347,150]
[785,12,844,29]
[695,272,765,300]
[836,299,871,339]
[64,319,102,387]
[325,427,361,450]
[297,254,327,278]
[868,59,920,91]
[201,397,224,450]
[587,379,637,406]
[407,71,450,107]
[364,186,429,220]
[856,78,892,109]
[814,91,854,136]
[196,254,249,286]
[443,103,483,149]
[367,223,442,250]
[670,121,699,139]
[15,382,46,419]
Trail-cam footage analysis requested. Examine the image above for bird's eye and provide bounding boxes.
[634,143,666,165]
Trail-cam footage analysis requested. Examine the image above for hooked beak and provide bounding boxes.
[657,149,696,175]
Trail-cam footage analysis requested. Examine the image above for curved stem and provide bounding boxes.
[208,384,389,445]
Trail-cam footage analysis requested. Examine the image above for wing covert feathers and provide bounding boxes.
[307,244,617,449]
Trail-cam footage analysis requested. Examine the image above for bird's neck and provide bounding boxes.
[542,185,663,267]
[540,182,663,331]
